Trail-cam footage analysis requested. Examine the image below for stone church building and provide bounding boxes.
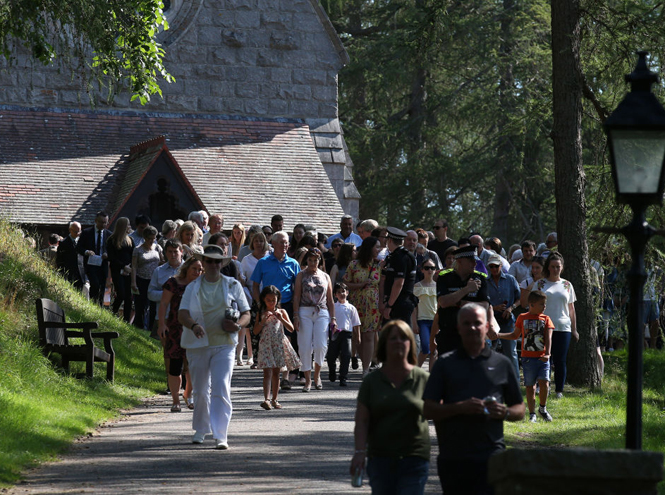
[0,0,360,238]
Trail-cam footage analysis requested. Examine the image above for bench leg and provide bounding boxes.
[86,353,94,378]
[106,354,115,382]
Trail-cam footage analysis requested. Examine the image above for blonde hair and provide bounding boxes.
[376,320,418,365]
[109,217,132,250]
[176,221,199,247]
[231,223,246,256]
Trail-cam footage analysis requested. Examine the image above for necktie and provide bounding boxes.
[96,230,101,255]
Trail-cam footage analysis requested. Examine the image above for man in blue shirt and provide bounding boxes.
[325,215,362,248]
[487,254,521,378]
[251,231,300,390]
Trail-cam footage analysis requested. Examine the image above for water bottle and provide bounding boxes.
[351,466,363,487]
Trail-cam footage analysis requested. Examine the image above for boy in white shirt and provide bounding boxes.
[327,283,361,387]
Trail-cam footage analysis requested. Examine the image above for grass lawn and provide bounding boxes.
[0,221,165,487]
[505,349,665,493]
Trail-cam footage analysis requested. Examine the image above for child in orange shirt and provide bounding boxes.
[498,290,554,422]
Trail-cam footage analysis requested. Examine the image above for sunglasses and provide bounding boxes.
[433,226,442,230]
[422,266,436,271]
[489,264,502,269]
[332,244,343,248]
[204,259,222,264]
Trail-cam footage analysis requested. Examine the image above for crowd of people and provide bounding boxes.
[45,210,663,494]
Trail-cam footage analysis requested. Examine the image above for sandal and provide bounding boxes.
[260,400,272,410]
[271,399,282,409]
[171,404,181,412]
[302,384,311,392]
[315,379,323,390]
[186,397,194,410]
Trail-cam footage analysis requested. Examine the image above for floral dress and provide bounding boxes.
[163,277,188,359]
[344,259,381,333]
[257,314,301,370]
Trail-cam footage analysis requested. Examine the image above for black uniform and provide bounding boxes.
[383,246,418,323]
[435,268,489,353]
[423,345,523,493]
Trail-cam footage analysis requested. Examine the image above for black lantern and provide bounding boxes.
[604,51,665,206]
[602,51,665,450]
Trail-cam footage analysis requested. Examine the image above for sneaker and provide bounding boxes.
[192,432,206,444]
[329,369,337,382]
[280,379,291,391]
[351,356,359,370]
[529,413,537,423]
[339,378,347,387]
[215,439,229,450]
[538,407,553,422]
[555,392,563,399]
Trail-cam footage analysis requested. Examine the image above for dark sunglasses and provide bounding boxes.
[433,226,442,230]
[204,259,222,264]
[422,266,436,271]
[489,264,502,269]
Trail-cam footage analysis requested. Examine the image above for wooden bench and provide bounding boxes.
[36,298,120,381]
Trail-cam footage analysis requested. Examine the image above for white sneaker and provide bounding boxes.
[192,432,206,444]
[555,392,563,399]
[529,413,537,423]
[215,439,229,450]
[538,407,553,422]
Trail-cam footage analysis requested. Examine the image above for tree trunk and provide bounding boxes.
[551,0,601,388]
[491,0,516,242]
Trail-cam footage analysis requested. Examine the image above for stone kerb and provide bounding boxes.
[488,447,664,495]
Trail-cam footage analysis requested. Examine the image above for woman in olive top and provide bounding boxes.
[351,320,430,494]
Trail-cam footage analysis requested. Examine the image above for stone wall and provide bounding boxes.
[0,0,346,120]
[0,0,359,218]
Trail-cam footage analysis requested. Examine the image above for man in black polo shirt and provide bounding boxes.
[435,245,490,354]
[379,227,417,323]
[423,303,525,495]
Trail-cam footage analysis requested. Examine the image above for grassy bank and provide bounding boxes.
[0,221,164,487]
[505,349,665,493]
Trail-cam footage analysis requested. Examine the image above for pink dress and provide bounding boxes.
[257,314,301,370]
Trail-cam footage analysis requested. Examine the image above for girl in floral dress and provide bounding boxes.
[253,286,300,410]
[343,236,382,375]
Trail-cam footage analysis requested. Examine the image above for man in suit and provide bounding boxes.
[77,211,111,306]
[56,221,84,289]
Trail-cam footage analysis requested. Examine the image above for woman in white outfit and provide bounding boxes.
[178,244,250,449]
[293,248,335,391]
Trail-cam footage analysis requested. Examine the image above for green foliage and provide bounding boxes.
[0,0,173,104]
[0,220,165,486]
[328,0,665,249]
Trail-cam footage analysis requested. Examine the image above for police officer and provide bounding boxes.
[434,245,490,355]
[379,227,418,324]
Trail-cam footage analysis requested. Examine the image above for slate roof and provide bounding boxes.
[0,106,345,233]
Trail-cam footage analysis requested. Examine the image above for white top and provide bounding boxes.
[509,260,531,284]
[334,301,361,332]
[532,278,576,332]
[240,253,264,304]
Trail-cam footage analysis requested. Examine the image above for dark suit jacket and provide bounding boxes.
[77,227,112,274]
[56,236,83,285]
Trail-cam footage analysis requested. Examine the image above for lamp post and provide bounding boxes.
[603,51,665,450]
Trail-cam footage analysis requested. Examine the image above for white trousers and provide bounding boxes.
[187,345,235,442]
[297,307,329,372]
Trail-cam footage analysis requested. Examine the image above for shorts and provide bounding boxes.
[522,357,550,386]
[642,300,659,326]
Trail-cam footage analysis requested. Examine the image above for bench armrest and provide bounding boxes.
[43,321,98,330]
[90,332,119,355]
[90,332,120,339]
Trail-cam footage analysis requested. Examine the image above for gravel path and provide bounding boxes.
[9,364,441,494]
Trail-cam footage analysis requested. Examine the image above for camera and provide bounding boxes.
[225,307,240,322]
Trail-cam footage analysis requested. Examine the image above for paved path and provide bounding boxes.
[9,365,441,494]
